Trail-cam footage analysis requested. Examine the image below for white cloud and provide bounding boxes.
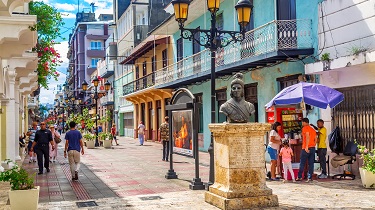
[55,41,69,68]
[61,12,76,19]
[54,3,77,11]
[39,72,67,104]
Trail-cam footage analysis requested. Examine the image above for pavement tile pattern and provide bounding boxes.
[1,135,375,209]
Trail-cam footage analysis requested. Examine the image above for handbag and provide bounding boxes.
[54,133,62,144]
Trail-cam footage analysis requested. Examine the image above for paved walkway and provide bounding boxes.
[1,135,375,209]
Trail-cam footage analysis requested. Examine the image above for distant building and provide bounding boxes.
[98,14,113,21]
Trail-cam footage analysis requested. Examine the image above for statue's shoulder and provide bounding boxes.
[245,101,255,114]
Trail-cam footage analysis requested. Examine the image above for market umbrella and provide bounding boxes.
[265,82,344,109]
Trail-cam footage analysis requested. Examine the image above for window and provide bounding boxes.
[277,74,300,91]
[142,61,147,88]
[176,38,183,61]
[162,49,168,68]
[90,41,102,50]
[91,58,100,67]
[216,89,227,123]
[151,56,156,84]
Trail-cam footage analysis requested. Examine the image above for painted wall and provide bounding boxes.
[317,0,375,59]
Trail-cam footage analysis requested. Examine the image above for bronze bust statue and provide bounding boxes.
[219,73,255,123]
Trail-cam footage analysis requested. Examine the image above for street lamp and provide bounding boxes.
[82,77,111,147]
[171,0,253,188]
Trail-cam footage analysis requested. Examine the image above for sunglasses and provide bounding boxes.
[40,123,46,125]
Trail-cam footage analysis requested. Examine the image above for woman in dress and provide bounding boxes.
[49,125,61,162]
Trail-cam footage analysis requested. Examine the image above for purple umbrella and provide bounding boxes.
[265,82,344,109]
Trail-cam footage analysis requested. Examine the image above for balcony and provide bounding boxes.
[87,48,105,58]
[27,96,38,108]
[123,72,155,96]
[134,25,150,47]
[100,92,114,106]
[99,62,114,78]
[155,19,314,88]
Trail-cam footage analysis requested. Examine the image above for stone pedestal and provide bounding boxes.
[205,123,278,210]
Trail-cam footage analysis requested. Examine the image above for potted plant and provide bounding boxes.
[321,53,331,71]
[100,132,112,148]
[357,143,375,188]
[83,133,95,149]
[0,160,39,210]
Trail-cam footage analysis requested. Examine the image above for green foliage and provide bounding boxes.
[321,53,330,61]
[99,132,112,140]
[357,142,375,173]
[81,108,95,130]
[83,133,95,141]
[29,1,65,89]
[0,160,35,190]
[99,110,112,124]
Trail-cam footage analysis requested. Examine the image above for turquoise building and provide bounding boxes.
[151,0,321,151]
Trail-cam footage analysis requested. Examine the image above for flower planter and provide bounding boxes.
[103,140,112,148]
[86,141,95,149]
[359,167,375,188]
[9,186,40,210]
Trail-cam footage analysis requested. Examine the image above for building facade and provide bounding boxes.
[150,0,321,151]
[66,14,113,103]
[113,0,171,138]
[0,0,38,170]
[305,0,375,174]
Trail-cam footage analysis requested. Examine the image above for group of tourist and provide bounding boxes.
[267,118,327,182]
[21,121,84,181]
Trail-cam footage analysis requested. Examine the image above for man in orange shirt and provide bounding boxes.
[297,118,317,182]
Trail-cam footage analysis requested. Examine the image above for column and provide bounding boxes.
[0,100,3,171]
[14,82,21,160]
[6,68,17,161]
[144,102,149,140]
[161,98,166,121]
[152,100,157,141]
[133,103,139,138]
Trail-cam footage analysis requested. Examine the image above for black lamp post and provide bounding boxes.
[82,77,111,147]
[171,0,253,188]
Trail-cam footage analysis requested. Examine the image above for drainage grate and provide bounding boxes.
[76,201,98,208]
[139,195,163,201]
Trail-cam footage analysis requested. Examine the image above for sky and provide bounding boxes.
[38,0,113,105]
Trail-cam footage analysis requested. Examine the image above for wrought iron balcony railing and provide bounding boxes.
[122,72,155,96]
[155,19,312,86]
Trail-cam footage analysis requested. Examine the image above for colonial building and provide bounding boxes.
[0,0,38,169]
[113,0,171,138]
[150,0,320,150]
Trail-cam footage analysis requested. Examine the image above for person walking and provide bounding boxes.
[30,122,54,175]
[279,139,295,183]
[296,118,317,182]
[57,123,63,135]
[111,124,119,146]
[267,122,282,180]
[64,121,84,181]
[28,121,38,163]
[49,125,61,162]
[138,121,145,146]
[316,119,328,179]
[159,116,169,161]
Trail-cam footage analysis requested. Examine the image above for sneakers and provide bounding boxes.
[46,168,50,173]
[292,180,296,183]
[38,171,43,175]
[318,174,328,179]
[295,178,302,181]
[305,179,312,183]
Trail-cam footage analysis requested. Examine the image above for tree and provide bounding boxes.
[29,2,65,89]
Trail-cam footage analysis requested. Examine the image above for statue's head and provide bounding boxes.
[230,73,245,99]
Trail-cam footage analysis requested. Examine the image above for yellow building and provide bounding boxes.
[120,35,173,141]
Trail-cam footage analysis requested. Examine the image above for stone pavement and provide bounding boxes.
[1,135,375,209]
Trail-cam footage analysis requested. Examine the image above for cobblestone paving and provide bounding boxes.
[2,135,375,209]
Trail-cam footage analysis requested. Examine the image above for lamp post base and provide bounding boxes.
[165,169,178,179]
[189,178,205,190]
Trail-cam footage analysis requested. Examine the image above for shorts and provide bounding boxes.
[267,146,278,160]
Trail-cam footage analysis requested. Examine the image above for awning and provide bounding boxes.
[119,35,170,65]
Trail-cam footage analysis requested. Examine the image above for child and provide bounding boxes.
[279,139,295,183]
